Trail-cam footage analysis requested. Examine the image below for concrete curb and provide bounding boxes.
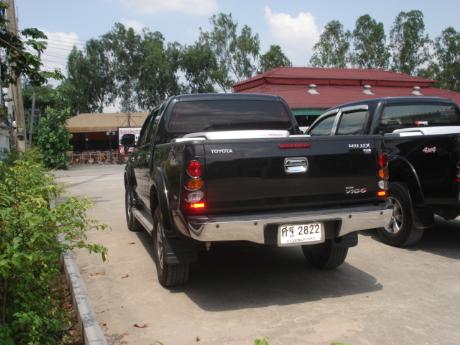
[62,249,108,345]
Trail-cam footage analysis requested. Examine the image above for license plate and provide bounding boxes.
[278,222,324,246]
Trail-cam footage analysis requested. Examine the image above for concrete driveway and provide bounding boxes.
[55,165,460,345]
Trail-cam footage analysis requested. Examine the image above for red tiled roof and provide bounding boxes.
[238,84,460,109]
[233,67,434,91]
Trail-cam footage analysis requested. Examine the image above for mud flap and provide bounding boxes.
[412,206,434,229]
[333,232,358,248]
[163,236,198,265]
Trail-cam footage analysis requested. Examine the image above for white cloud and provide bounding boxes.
[117,0,217,15]
[264,6,321,66]
[121,19,145,33]
[41,31,82,77]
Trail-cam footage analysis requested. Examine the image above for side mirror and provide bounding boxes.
[121,133,136,147]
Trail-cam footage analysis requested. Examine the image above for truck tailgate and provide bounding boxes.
[202,136,384,214]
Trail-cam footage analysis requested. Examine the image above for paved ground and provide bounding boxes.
[55,165,460,345]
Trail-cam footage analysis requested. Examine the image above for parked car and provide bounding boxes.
[123,93,391,286]
[307,96,460,247]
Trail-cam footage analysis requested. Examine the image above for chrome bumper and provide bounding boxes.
[186,204,392,244]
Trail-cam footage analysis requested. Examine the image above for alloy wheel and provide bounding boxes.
[384,197,404,234]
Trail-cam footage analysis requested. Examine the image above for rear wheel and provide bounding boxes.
[125,188,143,232]
[153,208,190,287]
[377,182,424,247]
[302,240,348,269]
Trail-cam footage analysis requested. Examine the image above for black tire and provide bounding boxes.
[302,240,348,269]
[377,182,424,247]
[125,188,143,232]
[153,208,190,287]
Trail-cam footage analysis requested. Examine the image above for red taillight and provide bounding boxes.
[378,153,388,168]
[278,143,311,149]
[184,160,205,211]
[377,153,389,197]
[187,160,202,178]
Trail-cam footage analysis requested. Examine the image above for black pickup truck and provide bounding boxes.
[307,96,460,247]
[123,93,391,286]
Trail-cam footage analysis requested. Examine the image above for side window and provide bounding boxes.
[336,110,368,135]
[137,115,153,146]
[145,109,160,144]
[309,115,336,136]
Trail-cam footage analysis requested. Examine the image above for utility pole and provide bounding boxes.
[7,0,26,151]
[28,52,40,147]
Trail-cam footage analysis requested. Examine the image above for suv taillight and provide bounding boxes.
[184,160,206,210]
[377,153,389,197]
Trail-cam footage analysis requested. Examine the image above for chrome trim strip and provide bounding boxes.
[186,204,392,244]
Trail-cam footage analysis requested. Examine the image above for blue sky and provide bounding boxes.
[16,0,460,73]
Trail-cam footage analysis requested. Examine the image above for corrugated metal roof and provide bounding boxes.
[66,112,148,133]
[238,84,460,109]
[234,67,434,91]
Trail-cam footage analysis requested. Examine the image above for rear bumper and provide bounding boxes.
[186,203,392,245]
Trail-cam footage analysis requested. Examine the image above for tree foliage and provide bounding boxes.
[102,23,142,112]
[429,27,460,91]
[351,15,390,69]
[310,20,350,68]
[0,150,106,344]
[259,45,292,73]
[200,13,260,91]
[0,3,48,86]
[136,33,181,109]
[36,107,72,168]
[389,10,430,75]
[180,42,217,93]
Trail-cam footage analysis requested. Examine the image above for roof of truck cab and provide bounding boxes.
[171,93,284,102]
[326,96,455,112]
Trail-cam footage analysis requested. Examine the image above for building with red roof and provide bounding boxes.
[233,67,460,126]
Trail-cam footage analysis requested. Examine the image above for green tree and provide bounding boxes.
[23,84,62,146]
[351,14,390,69]
[102,23,142,112]
[63,39,115,115]
[180,42,217,93]
[431,27,460,91]
[36,107,72,168]
[310,20,350,68]
[259,45,292,73]
[0,3,48,86]
[389,10,430,75]
[200,13,260,91]
[23,84,60,116]
[136,32,181,109]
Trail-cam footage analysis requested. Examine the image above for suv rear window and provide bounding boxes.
[168,100,292,135]
[379,103,460,132]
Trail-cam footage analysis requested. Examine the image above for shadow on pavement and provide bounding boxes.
[136,232,382,312]
[182,244,381,312]
[361,216,460,259]
[415,217,460,259]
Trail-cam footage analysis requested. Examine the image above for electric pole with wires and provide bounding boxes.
[6,0,26,151]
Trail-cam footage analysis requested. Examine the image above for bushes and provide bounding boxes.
[36,107,72,169]
[0,150,106,344]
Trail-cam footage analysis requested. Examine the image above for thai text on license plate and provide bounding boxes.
[278,222,324,246]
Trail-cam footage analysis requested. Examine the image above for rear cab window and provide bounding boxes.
[336,110,368,135]
[167,99,294,138]
[308,114,336,136]
[378,103,460,133]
